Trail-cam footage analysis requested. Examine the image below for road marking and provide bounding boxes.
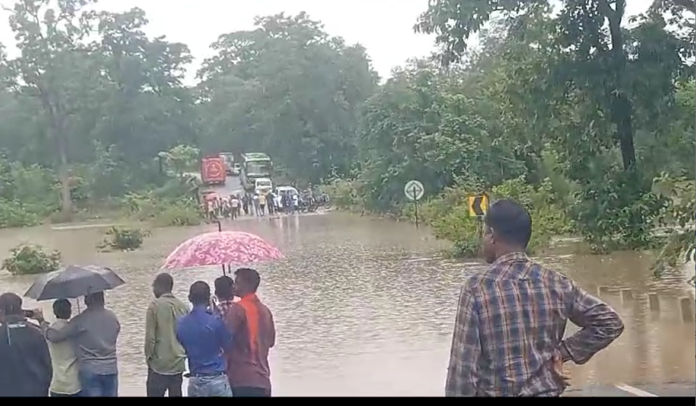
[614,384,658,397]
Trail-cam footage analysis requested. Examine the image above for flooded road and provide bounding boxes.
[0,212,693,396]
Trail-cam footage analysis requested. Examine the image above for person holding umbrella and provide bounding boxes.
[0,292,53,397]
[34,292,121,397]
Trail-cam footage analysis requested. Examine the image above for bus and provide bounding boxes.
[240,153,273,192]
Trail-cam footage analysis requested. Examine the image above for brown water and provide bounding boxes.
[0,212,693,396]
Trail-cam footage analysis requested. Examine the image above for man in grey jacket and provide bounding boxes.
[36,292,120,397]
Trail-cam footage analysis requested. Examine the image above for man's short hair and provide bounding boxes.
[53,299,71,320]
[154,273,174,292]
[189,281,211,305]
[0,292,22,316]
[85,291,105,306]
[235,268,261,292]
[214,276,234,300]
[484,199,533,248]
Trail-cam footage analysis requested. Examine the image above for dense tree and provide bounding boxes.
[411,0,694,250]
[196,13,379,183]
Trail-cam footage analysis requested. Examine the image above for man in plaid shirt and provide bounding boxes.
[446,199,624,397]
[215,276,237,317]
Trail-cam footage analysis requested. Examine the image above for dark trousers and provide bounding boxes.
[232,386,271,397]
[146,368,183,397]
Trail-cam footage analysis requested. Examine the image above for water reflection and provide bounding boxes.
[0,213,692,396]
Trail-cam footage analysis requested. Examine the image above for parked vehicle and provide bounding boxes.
[219,152,235,175]
[240,152,273,192]
[200,155,226,186]
[255,178,273,195]
[275,186,299,196]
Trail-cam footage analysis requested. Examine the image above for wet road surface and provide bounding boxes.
[0,212,693,396]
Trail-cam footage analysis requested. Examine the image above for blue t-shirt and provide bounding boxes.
[176,305,232,375]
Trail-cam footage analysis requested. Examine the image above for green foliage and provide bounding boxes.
[152,202,201,227]
[491,177,574,252]
[346,3,694,256]
[2,244,61,275]
[416,178,571,258]
[99,227,150,251]
[0,199,43,228]
[323,178,365,211]
[651,173,695,277]
[160,145,200,176]
[419,187,483,258]
[121,182,201,227]
[0,155,60,227]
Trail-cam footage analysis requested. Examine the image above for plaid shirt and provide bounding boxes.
[216,299,236,320]
[445,252,624,397]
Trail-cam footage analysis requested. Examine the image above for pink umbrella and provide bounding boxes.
[162,231,283,271]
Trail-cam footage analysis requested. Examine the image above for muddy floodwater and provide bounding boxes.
[0,212,693,396]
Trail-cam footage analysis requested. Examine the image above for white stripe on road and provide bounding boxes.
[614,384,658,397]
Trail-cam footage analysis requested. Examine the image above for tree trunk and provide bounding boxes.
[49,119,73,215]
[605,0,637,172]
[613,94,637,171]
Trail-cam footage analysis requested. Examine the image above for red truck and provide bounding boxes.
[201,155,226,185]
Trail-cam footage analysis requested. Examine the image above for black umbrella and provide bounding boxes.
[24,265,125,301]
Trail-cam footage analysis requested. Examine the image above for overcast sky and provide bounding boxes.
[0,0,653,82]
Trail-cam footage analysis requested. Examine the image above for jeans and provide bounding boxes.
[79,370,118,397]
[188,374,233,397]
[146,368,183,397]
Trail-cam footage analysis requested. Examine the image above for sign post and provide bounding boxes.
[467,193,490,245]
[467,194,489,217]
[404,180,425,228]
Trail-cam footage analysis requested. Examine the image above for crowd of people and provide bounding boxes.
[204,188,324,221]
[0,268,274,398]
[0,199,628,397]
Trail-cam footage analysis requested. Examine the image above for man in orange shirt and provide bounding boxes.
[220,268,275,397]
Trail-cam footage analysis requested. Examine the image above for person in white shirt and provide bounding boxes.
[292,193,299,211]
[230,196,240,219]
[47,299,81,397]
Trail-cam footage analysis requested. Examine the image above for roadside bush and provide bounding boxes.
[2,244,61,275]
[420,177,569,258]
[651,173,695,278]
[153,202,201,227]
[324,178,364,211]
[121,191,201,227]
[0,160,61,228]
[99,227,151,251]
[0,199,43,228]
[491,176,574,252]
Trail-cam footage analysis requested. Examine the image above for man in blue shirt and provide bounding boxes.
[176,281,233,397]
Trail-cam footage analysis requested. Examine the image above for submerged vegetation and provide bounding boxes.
[2,244,61,275]
[99,227,151,251]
